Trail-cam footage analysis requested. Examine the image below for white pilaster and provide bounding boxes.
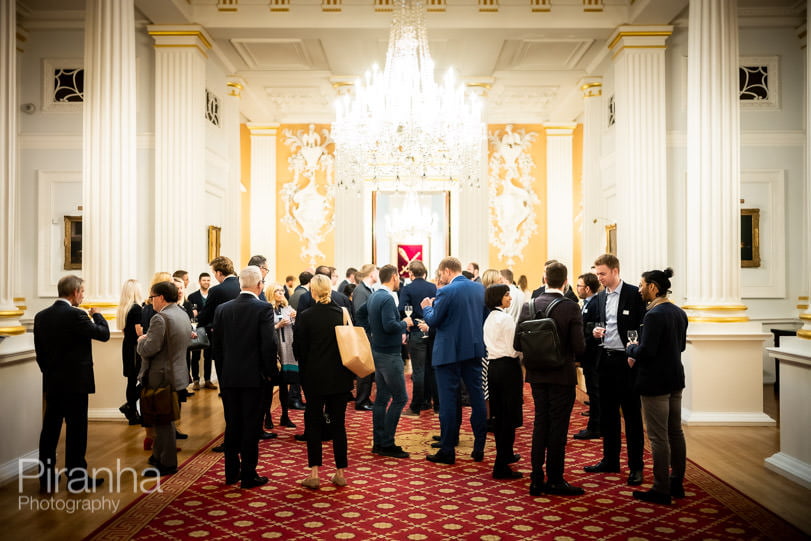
[247,123,278,280]
[82,0,137,313]
[149,25,209,273]
[799,1,811,340]
[545,124,576,269]
[579,78,603,273]
[0,0,24,337]
[222,77,244,264]
[457,140,489,267]
[680,0,771,426]
[608,26,671,280]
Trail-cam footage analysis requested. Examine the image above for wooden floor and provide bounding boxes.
[1,385,809,540]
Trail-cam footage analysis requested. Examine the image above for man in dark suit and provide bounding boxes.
[212,266,278,489]
[296,265,353,313]
[515,262,586,496]
[187,272,214,390]
[531,259,579,302]
[197,256,240,385]
[583,254,646,486]
[573,272,602,440]
[35,275,110,493]
[247,255,270,301]
[351,263,378,411]
[422,257,487,465]
[288,271,312,311]
[398,260,437,415]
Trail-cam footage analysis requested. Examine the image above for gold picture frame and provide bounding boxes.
[605,223,617,255]
[207,225,221,263]
[63,215,82,270]
[741,208,760,268]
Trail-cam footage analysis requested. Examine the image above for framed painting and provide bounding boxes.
[741,208,760,268]
[605,223,617,255]
[208,225,221,263]
[64,215,82,270]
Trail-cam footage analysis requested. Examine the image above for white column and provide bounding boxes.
[222,77,244,264]
[680,0,772,426]
[82,0,137,313]
[248,124,277,280]
[799,1,811,340]
[579,78,603,272]
[0,0,24,337]
[149,26,209,273]
[545,124,576,269]
[457,140,489,267]
[608,26,671,280]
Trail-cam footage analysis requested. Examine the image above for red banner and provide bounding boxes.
[396,244,423,278]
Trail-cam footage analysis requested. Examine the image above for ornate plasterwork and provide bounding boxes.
[488,125,539,266]
[281,125,335,265]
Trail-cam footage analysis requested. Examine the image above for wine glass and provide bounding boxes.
[416,319,428,339]
[627,330,639,344]
[596,321,606,345]
[404,304,413,318]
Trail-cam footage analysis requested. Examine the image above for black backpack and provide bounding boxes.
[516,296,569,371]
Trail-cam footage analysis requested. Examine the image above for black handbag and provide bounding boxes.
[188,326,210,350]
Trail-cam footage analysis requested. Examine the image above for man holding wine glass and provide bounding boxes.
[582,254,646,486]
[398,260,438,416]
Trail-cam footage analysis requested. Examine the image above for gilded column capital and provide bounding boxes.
[579,77,602,98]
[147,25,213,58]
[607,25,673,59]
[247,123,280,137]
[226,77,245,98]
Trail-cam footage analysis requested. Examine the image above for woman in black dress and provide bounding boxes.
[116,279,144,425]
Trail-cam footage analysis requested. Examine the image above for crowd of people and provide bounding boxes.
[35,252,688,506]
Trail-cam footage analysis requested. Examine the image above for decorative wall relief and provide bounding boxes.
[280,124,335,266]
[487,125,539,267]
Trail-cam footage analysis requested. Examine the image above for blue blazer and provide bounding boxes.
[423,275,486,366]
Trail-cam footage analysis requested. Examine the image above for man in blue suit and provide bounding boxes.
[421,257,487,465]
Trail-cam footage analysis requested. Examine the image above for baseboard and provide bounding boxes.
[682,409,776,426]
[0,449,38,486]
[88,408,127,421]
[764,452,811,490]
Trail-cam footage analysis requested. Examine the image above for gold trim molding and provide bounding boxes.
[0,309,24,317]
[79,302,119,309]
[799,296,809,301]
[799,313,811,321]
[607,31,672,50]
[797,329,811,340]
[687,316,750,323]
[148,30,212,50]
[682,305,748,312]
[0,326,26,336]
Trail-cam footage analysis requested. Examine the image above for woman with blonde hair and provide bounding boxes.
[262,283,297,430]
[117,279,144,425]
[481,268,502,289]
[293,274,354,489]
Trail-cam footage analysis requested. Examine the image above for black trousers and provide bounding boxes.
[190,347,213,382]
[580,356,601,432]
[530,382,575,484]
[304,392,348,469]
[355,373,374,406]
[488,357,523,470]
[221,387,264,482]
[39,392,89,485]
[598,350,644,471]
[262,379,289,421]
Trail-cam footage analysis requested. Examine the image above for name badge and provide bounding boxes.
[622,310,630,315]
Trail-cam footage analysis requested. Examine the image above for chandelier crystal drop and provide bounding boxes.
[332,0,484,192]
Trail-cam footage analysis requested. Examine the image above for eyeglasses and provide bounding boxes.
[259,266,269,272]
[148,295,159,299]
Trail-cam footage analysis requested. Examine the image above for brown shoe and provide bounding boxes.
[192,381,200,391]
[204,381,218,390]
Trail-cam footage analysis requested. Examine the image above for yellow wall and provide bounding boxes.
[572,123,584,277]
[274,124,335,284]
[239,123,251,268]
[487,124,548,288]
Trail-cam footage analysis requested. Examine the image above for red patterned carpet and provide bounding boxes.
[88,384,804,541]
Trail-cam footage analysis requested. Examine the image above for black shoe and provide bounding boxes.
[280,416,296,428]
[264,418,274,430]
[627,470,644,486]
[573,429,602,440]
[241,475,269,489]
[143,466,177,477]
[294,433,307,442]
[580,410,590,416]
[431,435,441,441]
[670,477,685,498]
[633,489,671,505]
[426,452,455,465]
[175,430,189,440]
[583,400,590,406]
[259,431,278,440]
[354,404,373,411]
[584,461,620,473]
[212,444,225,452]
[225,475,239,485]
[430,442,442,448]
[545,481,585,496]
[529,482,545,496]
[147,455,160,467]
[507,453,521,464]
[371,444,381,454]
[493,468,523,479]
[471,450,484,462]
[119,403,131,416]
[129,415,142,426]
[378,445,410,458]
[289,400,306,410]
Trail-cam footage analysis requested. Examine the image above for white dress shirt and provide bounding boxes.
[603,280,625,351]
[483,308,519,359]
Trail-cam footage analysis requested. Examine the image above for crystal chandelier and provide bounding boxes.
[332,0,484,192]
[385,191,438,239]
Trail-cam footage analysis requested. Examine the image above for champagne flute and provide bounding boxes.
[404,305,413,318]
[416,319,428,339]
[627,330,638,344]
[596,321,606,346]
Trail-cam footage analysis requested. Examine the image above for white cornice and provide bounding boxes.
[19,133,155,150]
[667,130,804,148]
